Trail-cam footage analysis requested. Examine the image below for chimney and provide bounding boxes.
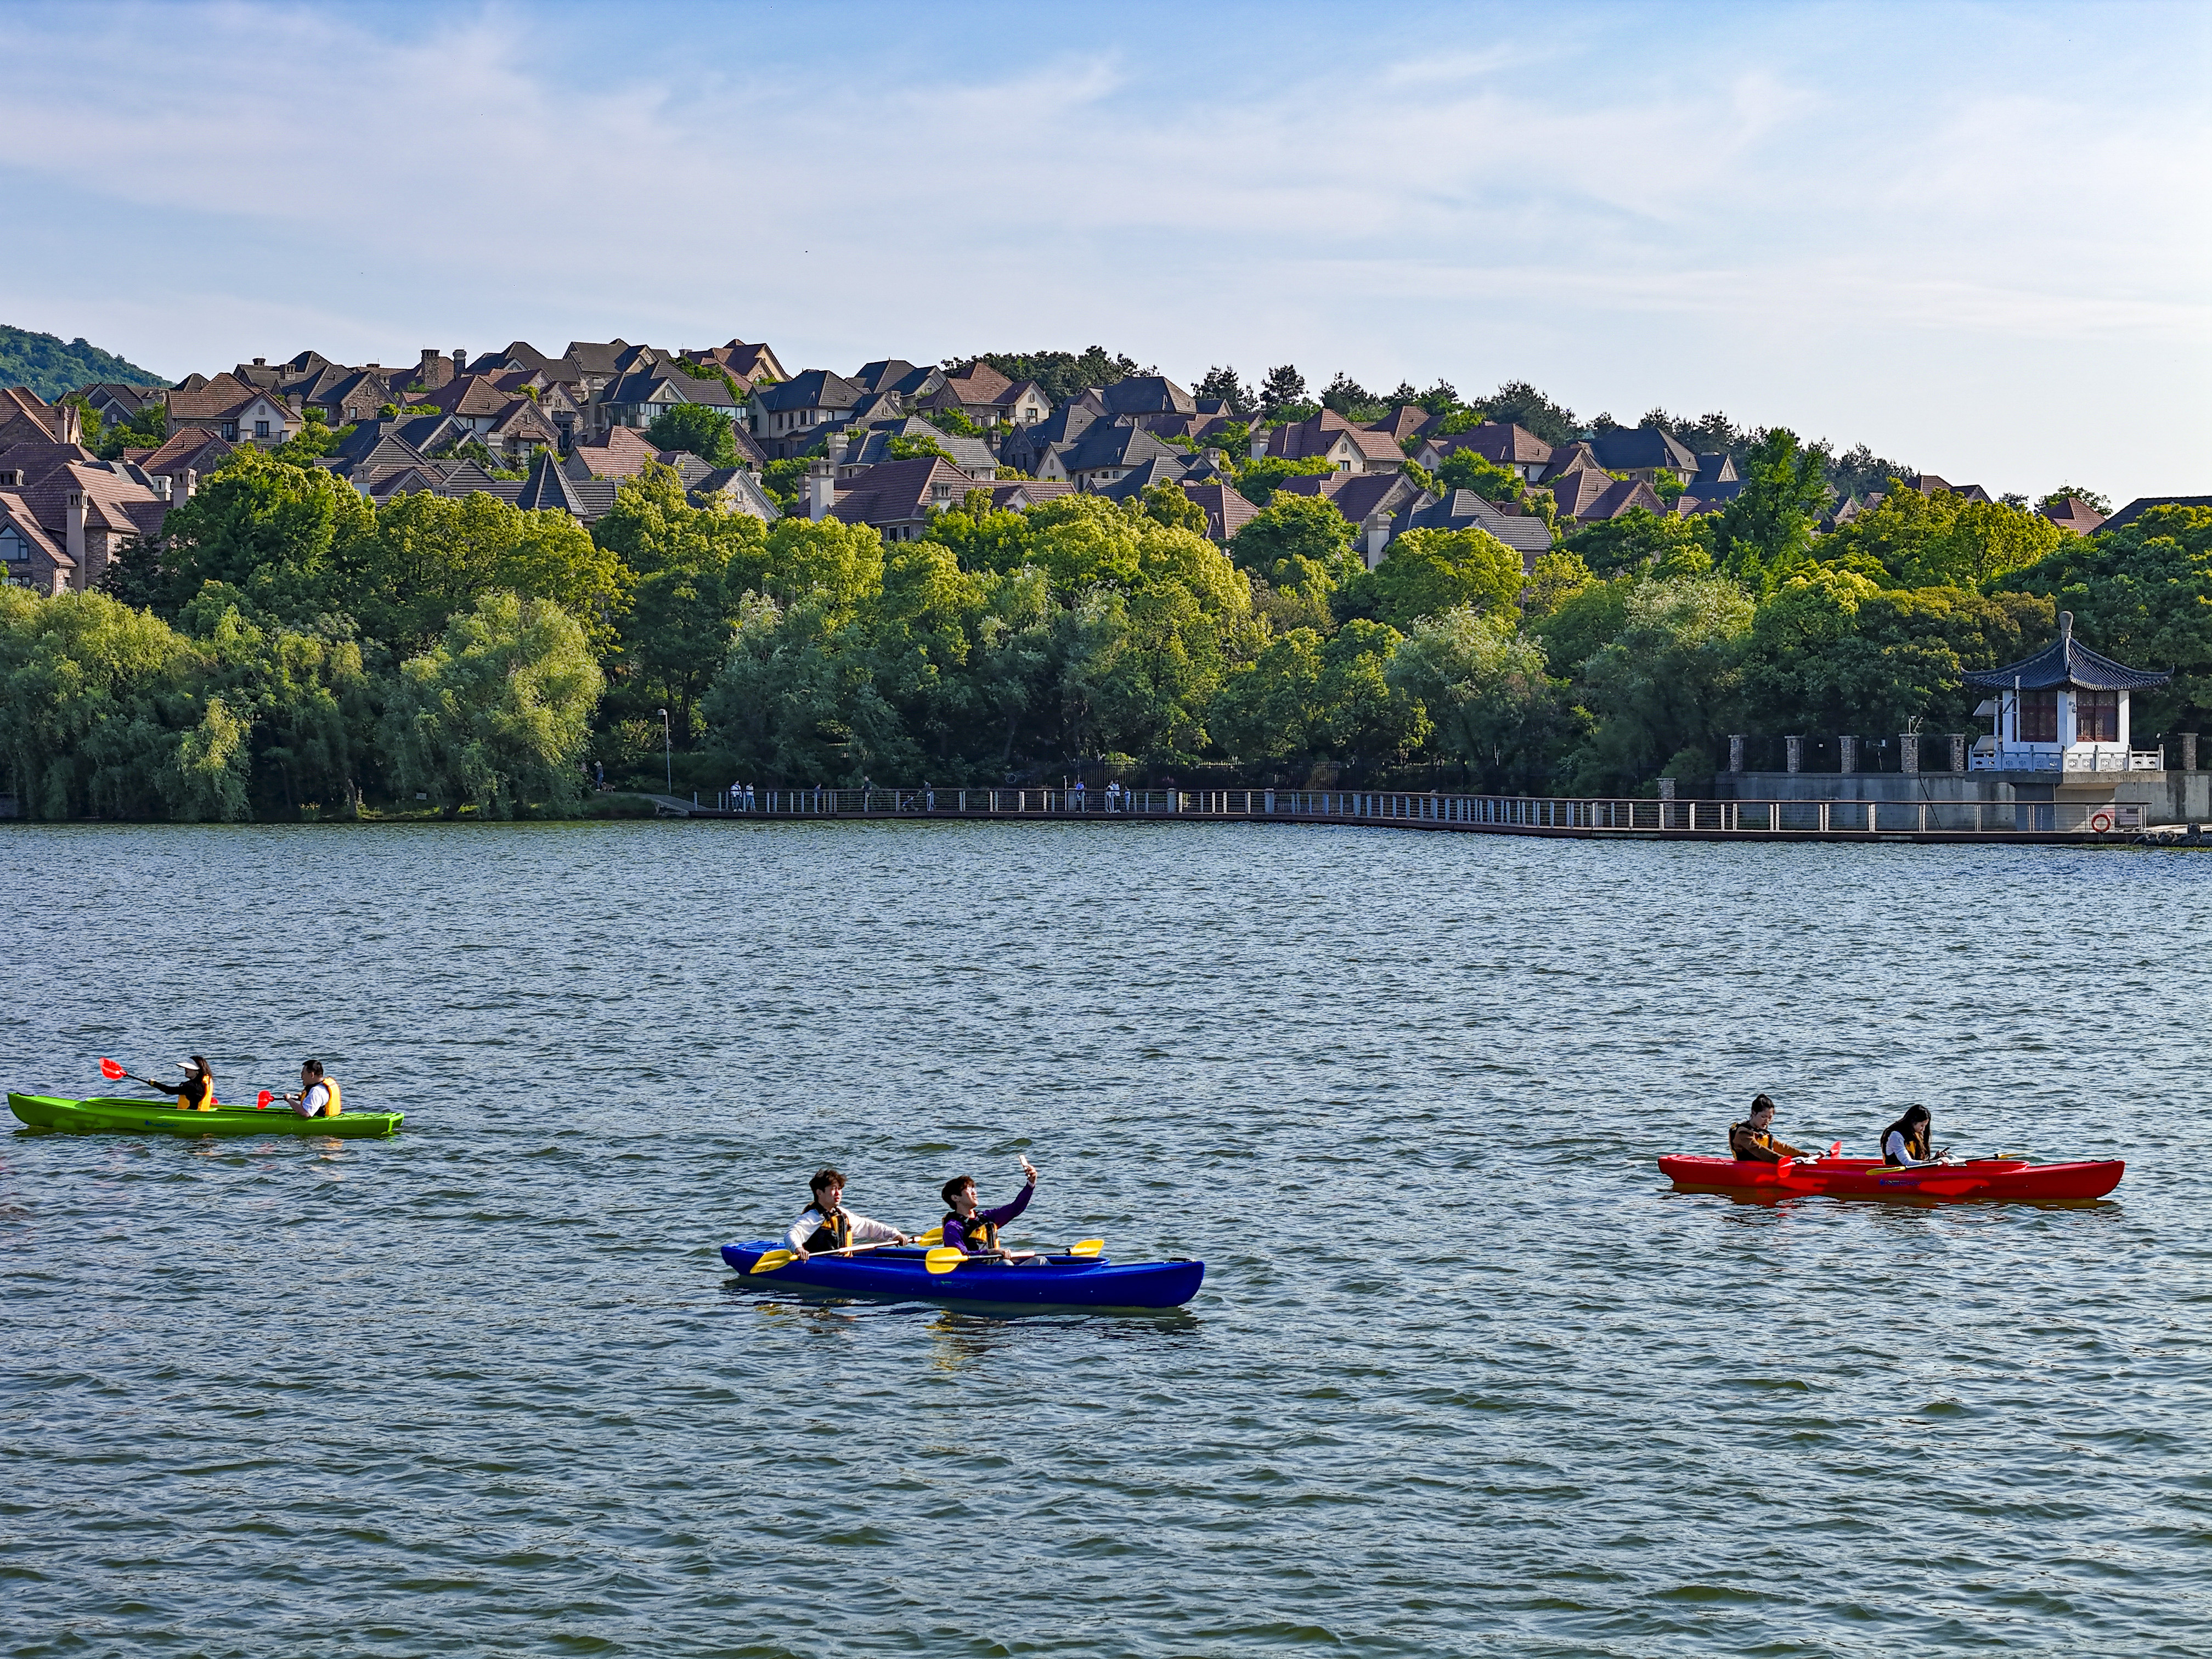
[65,490,86,578]
[253,357,267,367]
[453,348,466,371]
[420,348,442,379]
[150,474,172,501]
[180,467,197,501]
[55,402,83,447]
[806,459,837,521]
[1248,430,1268,461]
[1365,520,1389,566]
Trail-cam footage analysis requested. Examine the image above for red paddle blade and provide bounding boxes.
[100,1057,127,1080]
[1827,1140,1842,1158]
[256,1091,272,1109]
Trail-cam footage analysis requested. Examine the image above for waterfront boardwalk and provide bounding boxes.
[640,786,2185,844]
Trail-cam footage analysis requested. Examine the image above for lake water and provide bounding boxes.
[3,821,2208,1657]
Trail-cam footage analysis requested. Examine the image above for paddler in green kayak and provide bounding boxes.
[283,1059,342,1119]
[142,1056,219,1111]
[1728,1094,1806,1163]
[786,1167,911,1262]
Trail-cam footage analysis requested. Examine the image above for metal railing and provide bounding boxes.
[1971,748,2163,773]
[701,787,2150,838]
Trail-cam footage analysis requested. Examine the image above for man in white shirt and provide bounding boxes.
[286,1059,342,1118]
[786,1167,910,1262]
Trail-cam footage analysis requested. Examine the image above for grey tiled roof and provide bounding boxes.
[1962,616,2170,691]
[2097,495,2212,534]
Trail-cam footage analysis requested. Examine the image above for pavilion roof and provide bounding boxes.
[1962,613,2170,692]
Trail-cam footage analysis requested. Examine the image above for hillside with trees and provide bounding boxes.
[0,324,166,402]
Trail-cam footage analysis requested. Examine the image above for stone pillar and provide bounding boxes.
[1657,777,1676,802]
[2180,733,2199,772]
[1729,734,1745,774]
[1900,732,1920,774]
[1785,735,1803,774]
[1839,735,1859,772]
[1950,733,1967,772]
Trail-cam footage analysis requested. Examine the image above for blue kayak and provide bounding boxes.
[719,1241,1204,1309]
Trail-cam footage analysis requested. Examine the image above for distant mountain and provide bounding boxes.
[0,324,167,403]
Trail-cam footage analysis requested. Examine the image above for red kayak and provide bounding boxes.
[1657,1154,2124,1203]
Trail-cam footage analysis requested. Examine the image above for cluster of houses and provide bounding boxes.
[0,333,2147,599]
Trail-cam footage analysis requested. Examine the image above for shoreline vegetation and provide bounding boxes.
[4,405,2208,823]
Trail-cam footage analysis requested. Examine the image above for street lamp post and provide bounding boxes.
[658,708,672,794]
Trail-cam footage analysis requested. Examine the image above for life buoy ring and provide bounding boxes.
[2089,810,2114,833]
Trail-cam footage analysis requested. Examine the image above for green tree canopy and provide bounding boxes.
[1558,507,1714,578]
[1335,526,1523,631]
[1386,606,1565,792]
[1227,493,1361,605]
[1714,428,1830,591]
[1741,567,2052,737]
[380,592,602,817]
[645,403,740,467]
[1996,503,2212,734]
[1568,575,1756,792]
[1822,483,2066,588]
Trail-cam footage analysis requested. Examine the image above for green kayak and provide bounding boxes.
[8,1092,404,1139]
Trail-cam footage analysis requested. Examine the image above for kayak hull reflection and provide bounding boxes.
[719,1240,1204,1307]
[1658,1154,2122,1202]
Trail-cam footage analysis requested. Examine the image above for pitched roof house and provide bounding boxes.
[1259,410,1404,473]
[1376,488,1555,574]
[2097,495,2212,534]
[1545,470,1666,526]
[596,366,743,438]
[0,454,171,589]
[1269,471,1425,563]
[818,456,981,540]
[751,370,864,456]
[1060,421,1186,490]
[929,360,1052,428]
[1178,482,1261,543]
[1099,375,1197,416]
[1415,422,1556,481]
[1585,426,1700,482]
[831,419,999,483]
[0,488,72,594]
[2039,495,2108,537]
[163,374,301,446]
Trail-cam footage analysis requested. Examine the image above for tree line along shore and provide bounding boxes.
[1,344,2206,822]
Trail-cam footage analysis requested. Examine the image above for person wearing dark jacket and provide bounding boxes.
[1728,1094,1804,1163]
[144,1056,218,1111]
[941,1159,1039,1261]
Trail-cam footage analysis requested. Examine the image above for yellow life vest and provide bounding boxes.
[945,1210,997,1254]
[799,1205,851,1252]
[1728,1121,1773,1160]
[181,1073,216,1111]
[310,1076,342,1118]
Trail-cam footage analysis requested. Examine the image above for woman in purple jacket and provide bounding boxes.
[940,1158,1040,1261]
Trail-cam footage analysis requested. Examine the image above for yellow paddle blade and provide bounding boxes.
[916,1227,943,1246]
[1069,1238,1103,1257]
[923,1246,968,1275]
[748,1249,796,1275]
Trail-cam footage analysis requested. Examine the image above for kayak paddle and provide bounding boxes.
[98,1057,164,1090]
[749,1237,917,1275]
[925,1238,1104,1274]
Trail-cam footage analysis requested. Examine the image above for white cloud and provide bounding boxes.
[0,0,2203,500]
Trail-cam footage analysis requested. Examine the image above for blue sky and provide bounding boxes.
[3,0,2206,503]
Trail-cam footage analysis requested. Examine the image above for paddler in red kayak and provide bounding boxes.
[141,1056,219,1111]
[1728,1094,1806,1163]
[1880,1104,1951,1167]
[787,1167,911,1262]
[942,1158,1040,1262]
